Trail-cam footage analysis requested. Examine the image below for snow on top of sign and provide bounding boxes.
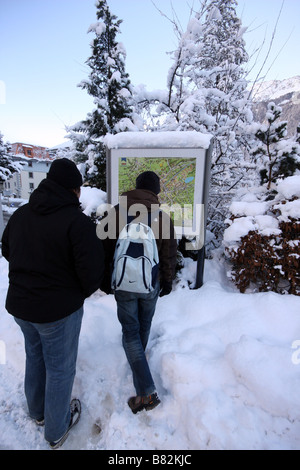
[104,131,213,149]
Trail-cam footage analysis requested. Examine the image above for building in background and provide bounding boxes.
[20,159,51,199]
[2,159,51,199]
[2,169,21,197]
[11,142,51,160]
[2,142,53,199]
[2,141,77,201]
[1,143,59,232]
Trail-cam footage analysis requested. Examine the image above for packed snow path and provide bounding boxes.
[0,255,300,450]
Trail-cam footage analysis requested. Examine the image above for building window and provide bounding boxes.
[29,172,33,178]
[27,150,32,156]
[29,183,34,190]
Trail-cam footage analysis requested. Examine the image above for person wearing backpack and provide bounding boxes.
[100,171,177,414]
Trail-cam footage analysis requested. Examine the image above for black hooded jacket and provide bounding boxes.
[1,178,105,323]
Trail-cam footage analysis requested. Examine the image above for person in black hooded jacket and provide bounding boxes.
[1,158,105,449]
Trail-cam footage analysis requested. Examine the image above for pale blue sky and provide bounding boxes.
[0,0,299,148]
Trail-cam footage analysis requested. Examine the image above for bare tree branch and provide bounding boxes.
[247,0,286,100]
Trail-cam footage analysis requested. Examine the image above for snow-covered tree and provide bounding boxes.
[182,0,253,244]
[0,133,21,184]
[68,0,139,190]
[251,103,300,190]
[135,0,253,247]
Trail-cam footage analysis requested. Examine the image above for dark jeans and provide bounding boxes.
[14,307,83,442]
[115,282,160,396]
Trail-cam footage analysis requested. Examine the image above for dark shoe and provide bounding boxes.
[128,392,161,414]
[49,399,81,450]
[144,392,161,411]
[35,417,45,426]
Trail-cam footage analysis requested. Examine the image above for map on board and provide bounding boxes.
[118,157,196,227]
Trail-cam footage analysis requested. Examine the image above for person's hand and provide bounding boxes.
[159,281,172,297]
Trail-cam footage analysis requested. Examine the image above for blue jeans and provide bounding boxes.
[14,307,83,443]
[115,282,160,397]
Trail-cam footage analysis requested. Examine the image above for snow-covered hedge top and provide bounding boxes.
[223,175,300,246]
[103,131,213,150]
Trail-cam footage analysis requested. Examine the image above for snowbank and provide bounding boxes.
[277,175,300,199]
[1,254,300,450]
[80,186,106,217]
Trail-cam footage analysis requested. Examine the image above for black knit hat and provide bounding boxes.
[47,158,83,189]
[136,171,160,195]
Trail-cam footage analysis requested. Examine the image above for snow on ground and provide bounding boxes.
[0,251,300,451]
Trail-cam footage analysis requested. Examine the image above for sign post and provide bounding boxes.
[104,131,213,289]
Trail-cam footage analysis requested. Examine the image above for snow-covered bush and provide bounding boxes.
[224,175,300,296]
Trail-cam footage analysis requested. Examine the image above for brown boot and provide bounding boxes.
[128,392,161,414]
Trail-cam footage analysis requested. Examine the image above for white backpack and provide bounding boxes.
[111,217,159,294]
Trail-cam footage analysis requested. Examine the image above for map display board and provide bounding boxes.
[119,156,196,229]
[107,147,210,238]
